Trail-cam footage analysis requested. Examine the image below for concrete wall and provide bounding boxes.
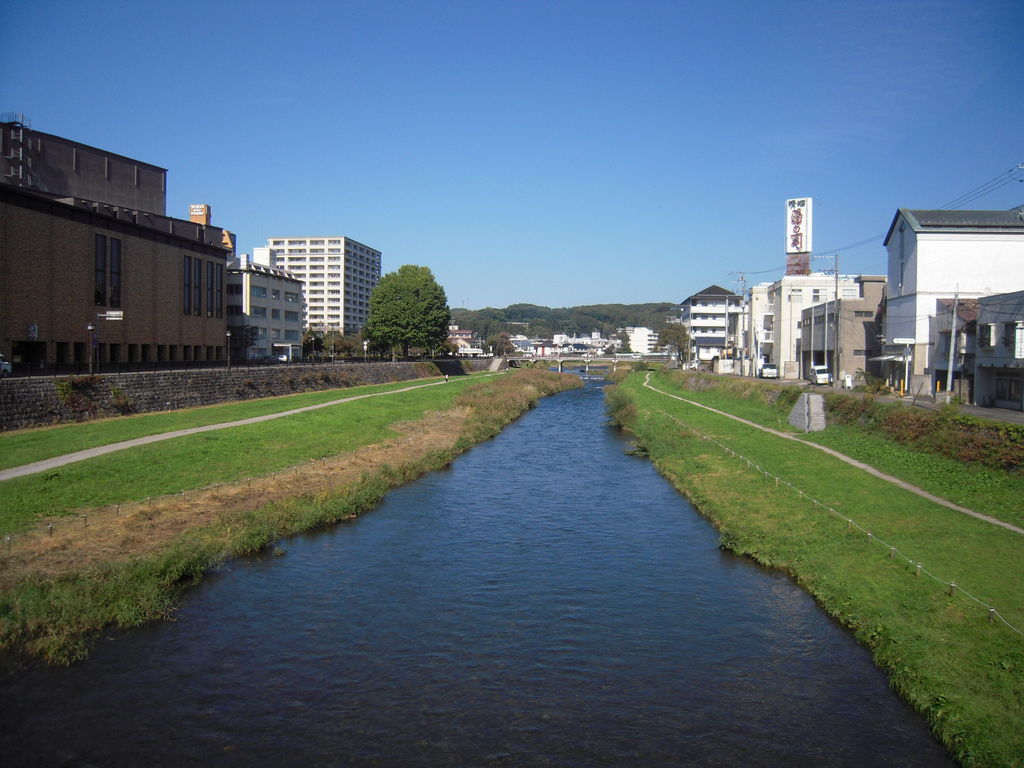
[0,360,491,432]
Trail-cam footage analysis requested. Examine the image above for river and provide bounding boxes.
[0,376,953,766]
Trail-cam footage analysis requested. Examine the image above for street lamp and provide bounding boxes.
[87,323,96,375]
[226,330,232,370]
[363,339,368,363]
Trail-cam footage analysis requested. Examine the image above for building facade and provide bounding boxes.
[881,208,1024,394]
[755,274,860,379]
[974,291,1024,410]
[679,285,742,362]
[2,116,168,215]
[1,185,232,371]
[227,254,304,360]
[264,237,381,335]
[797,275,885,384]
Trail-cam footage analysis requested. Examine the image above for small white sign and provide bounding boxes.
[100,311,124,320]
[1015,324,1024,359]
[893,337,915,345]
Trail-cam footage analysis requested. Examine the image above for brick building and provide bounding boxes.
[0,119,234,372]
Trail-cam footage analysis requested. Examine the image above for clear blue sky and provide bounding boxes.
[3,0,1022,309]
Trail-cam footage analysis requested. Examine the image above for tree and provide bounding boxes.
[486,331,516,356]
[302,328,324,358]
[364,265,451,357]
[616,331,632,353]
[228,324,260,359]
[658,323,690,361]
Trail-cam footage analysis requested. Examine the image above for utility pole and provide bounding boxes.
[834,253,840,384]
[730,271,747,375]
[944,285,959,400]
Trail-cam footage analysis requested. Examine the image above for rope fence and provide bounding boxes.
[657,408,1023,639]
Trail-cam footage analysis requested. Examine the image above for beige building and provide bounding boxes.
[263,237,381,335]
[797,275,885,384]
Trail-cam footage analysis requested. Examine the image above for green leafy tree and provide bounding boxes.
[486,332,516,356]
[658,323,690,360]
[365,265,451,357]
[616,331,632,353]
[302,328,324,357]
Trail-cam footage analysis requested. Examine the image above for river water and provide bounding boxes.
[0,377,953,767]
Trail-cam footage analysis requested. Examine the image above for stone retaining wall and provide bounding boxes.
[0,359,491,432]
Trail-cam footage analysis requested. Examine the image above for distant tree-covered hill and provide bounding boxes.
[449,302,679,340]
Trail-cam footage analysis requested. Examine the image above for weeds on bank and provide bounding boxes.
[610,372,1024,768]
[0,369,580,665]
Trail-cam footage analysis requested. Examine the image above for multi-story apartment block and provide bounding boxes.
[622,326,658,355]
[679,285,743,362]
[264,237,381,335]
[226,254,304,360]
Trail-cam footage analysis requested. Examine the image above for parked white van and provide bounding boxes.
[807,365,831,385]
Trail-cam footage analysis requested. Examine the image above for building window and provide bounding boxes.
[251,285,268,298]
[109,238,122,307]
[284,292,299,303]
[216,263,224,318]
[193,258,203,316]
[271,309,280,319]
[207,261,216,317]
[284,310,299,322]
[95,234,107,306]
[251,306,267,317]
[183,256,192,315]
[271,289,280,300]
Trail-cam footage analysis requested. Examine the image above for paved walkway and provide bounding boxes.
[643,375,1024,536]
[0,379,451,483]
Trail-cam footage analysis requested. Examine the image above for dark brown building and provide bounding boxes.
[0,119,233,371]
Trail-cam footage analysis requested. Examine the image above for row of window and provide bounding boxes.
[182,256,225,318]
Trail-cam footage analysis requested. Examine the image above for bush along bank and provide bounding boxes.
[608,372,1024,768]
[0,368,582,665]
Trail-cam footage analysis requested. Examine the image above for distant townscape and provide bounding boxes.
[2,116,1023,411]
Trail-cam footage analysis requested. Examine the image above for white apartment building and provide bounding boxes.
[622,326,658,354]
[754,273,861,379]
[263,236,381,335]
[226,255,304,360]
[679,285,743,361]
[882,208,1024,394]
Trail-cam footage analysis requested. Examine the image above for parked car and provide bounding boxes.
[758,363,778,379]
[0,353,11,378]
[807,364,832,385]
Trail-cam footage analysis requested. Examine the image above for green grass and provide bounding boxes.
[0,376,487,533]
[615,372,1024,768]
[0,376,471,470]
[646,369,1024,528]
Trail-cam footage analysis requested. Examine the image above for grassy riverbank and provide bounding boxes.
[608,370,1024,768]
[0,369,582,665]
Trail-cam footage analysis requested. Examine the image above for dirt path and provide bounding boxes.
[0,406,470,592]
[643,374,1024,536]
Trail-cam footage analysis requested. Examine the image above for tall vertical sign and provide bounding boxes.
[785,197,813,275]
